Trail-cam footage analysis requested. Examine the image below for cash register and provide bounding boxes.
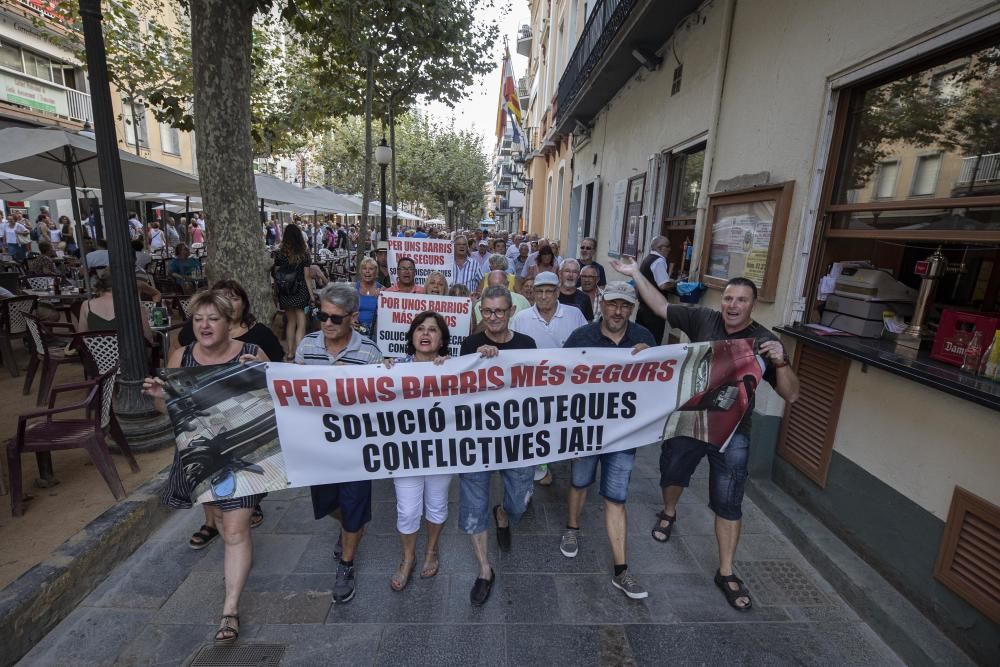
[820,268,917,337]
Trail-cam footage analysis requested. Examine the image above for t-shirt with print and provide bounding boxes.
[666,305,778,437]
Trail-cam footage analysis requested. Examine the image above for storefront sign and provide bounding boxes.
[0,70,67,115]
[375,293,472,358]
[385,237,454,286]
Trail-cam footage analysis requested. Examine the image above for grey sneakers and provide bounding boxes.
[560,529,579,558]
[612,570,648,599]
[333,562,356,603]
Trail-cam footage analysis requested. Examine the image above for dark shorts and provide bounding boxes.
[310,481,372,532]
[659,434,750,521]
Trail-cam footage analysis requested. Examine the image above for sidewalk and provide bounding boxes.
[19,445,904,666]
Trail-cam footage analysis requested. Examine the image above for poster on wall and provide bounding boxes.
[707,200,775,285]
[608,179,627,257]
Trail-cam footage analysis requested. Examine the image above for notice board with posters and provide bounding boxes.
[700,181,793,302]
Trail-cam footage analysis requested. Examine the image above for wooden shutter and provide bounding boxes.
[776,343,850,487]
[934,486,1000,623]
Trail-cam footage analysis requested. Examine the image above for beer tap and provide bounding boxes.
[896,247,964,351]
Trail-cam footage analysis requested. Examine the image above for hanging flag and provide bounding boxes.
[496,45,524,147]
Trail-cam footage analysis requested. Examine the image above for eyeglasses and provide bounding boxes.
[315,311,353,324]
[481,307,510,318]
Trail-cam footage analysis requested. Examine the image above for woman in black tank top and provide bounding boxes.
[144,290,267,644]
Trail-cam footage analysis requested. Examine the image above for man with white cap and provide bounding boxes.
[510,271,587,350]
[559,281,657,600]
[511,270,588,485]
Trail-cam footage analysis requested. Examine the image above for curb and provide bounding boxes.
[746,479,977,667]
[0,464,173,667]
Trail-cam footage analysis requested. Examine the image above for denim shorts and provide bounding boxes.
[570,449,636,504]
[458,467,535,535]
[659,434,750,520]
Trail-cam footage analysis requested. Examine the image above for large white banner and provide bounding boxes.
[375,293,473,358]
[267,342,762,486]
[386,238,455,286]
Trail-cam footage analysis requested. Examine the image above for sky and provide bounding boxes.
[421,1,530,156]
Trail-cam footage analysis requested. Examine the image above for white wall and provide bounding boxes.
[833,362,1000,519]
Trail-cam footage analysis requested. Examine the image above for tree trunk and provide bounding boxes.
[356,50,374,269]
[389,104,399,234]
[190,0,272,322]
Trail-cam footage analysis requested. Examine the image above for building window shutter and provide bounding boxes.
[776,343,850,487]
[934,486,1000,624]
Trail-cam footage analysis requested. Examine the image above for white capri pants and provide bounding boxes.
[394,474,453,534]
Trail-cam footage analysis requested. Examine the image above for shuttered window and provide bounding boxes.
[934,486,1000,624]
[776,343,850,487]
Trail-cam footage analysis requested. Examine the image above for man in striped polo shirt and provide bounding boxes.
[295,283,383,604]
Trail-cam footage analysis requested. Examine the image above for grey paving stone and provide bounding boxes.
[325,571,450,624]
[554,574,659,624]
[623,534,703,575]
[445,573,564,624]
[19,607,155,667]
[504,624,616,667]
[111,623,217,667]
[543,499,611,533]
[818,622,907,666]
[191,533,310,575]
[154,572,227,625]
[272,496,327,534]
[145,506,212,544]
[679,533,798,573]
[374,624,505,667]
[252,623,383,666]
[249,497,293,534]
[625,623,774,666]
[83,538,208,609]
[643,572,791,622]
[497,533,610,573]
[628,500,717,537]
[292,531,343,574]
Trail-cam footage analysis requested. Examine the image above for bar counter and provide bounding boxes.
[776,324,1000,413]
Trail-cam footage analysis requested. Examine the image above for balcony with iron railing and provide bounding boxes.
[553,0,700,135]
[516,24,531,57]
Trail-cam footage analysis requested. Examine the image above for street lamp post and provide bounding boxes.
[374,137,392,242]
[79,0,173,451]
[447,199,454,232]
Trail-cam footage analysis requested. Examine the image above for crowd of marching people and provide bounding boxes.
[140,221,799,646]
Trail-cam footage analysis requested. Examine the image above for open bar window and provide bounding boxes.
[805,29,1000,340]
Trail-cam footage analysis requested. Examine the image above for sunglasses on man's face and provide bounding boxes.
[315,311,353,324]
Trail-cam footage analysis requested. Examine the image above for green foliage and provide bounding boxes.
[309,111,490,218]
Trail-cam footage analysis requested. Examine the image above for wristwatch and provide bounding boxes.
[773,352,790,368]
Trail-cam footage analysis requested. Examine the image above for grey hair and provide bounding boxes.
[488,253,509,270]
[317,282,359,312]
[481,285,513,308]
[559,258,580,273]
[580,263,600,276]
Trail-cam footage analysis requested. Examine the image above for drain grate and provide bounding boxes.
[188,643,286,666]
[737,560,828,606]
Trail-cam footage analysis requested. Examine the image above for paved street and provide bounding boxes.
[20,445,903,666]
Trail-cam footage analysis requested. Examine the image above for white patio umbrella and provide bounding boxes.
[0,127,201,194]
[305,186,364,215]
[0,171,63,198]
[254,174,343,213]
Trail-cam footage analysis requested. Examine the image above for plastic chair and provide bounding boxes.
[23,314,81,405]
[6,364,139,516]
[0,295,35,377]
[73,330,120,378]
